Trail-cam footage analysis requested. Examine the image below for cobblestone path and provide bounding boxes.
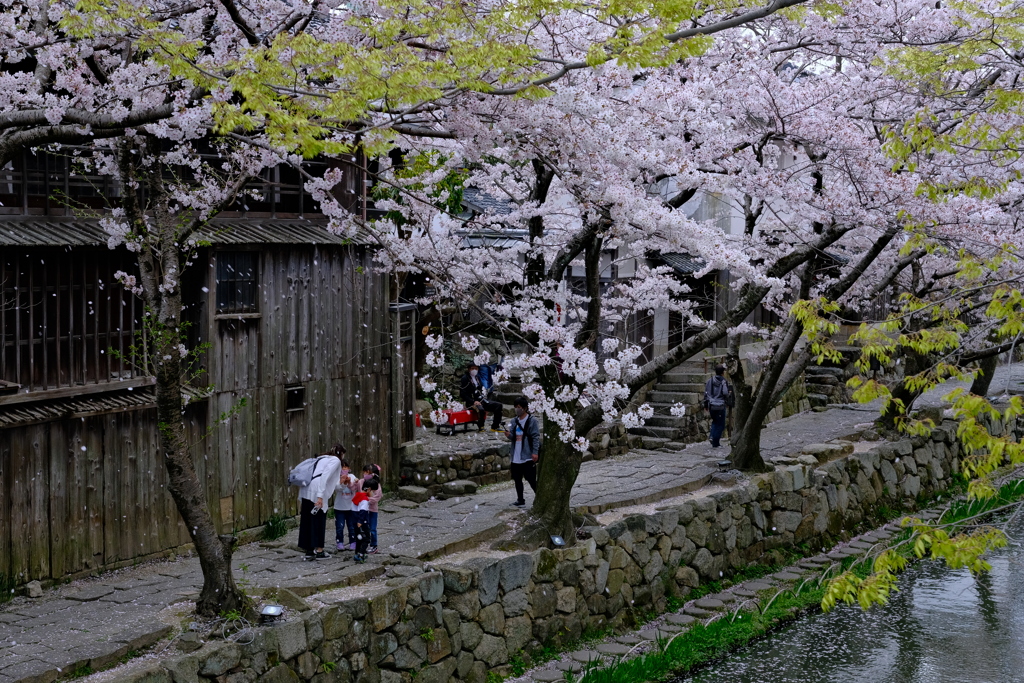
[0,404,892,683]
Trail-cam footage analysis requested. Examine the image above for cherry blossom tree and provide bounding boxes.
[1,0,824,612]
[320,0,1024,544]
[104,133,284,615]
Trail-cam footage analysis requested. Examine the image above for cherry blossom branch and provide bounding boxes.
[486,0,812,96]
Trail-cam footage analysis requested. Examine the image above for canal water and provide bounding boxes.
[680,519,1024,683]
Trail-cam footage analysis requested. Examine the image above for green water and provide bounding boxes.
[680,522,1024,683]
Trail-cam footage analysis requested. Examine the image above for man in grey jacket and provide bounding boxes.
[504,396,541,507]
[703,365,731,448]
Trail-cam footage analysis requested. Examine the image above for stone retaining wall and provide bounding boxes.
[399,443,513,493]
[398,424,634,498]
[128,418,1020,683]
[582,423,638,462]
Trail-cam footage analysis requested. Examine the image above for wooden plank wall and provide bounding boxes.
[0,405,204,584]
[0,242,394,584]
[211,243,393,534]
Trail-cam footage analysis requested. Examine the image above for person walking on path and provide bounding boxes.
[333,457,359,551]
[504,396,540,507]
[703,365,732,449]
[460,363,505,431]
[298,444,343,560]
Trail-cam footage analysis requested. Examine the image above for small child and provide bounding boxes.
[333,459,358,551]
[351,478,378,563]
[362,464,383,554]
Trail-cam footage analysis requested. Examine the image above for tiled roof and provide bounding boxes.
[0,217,371,247]
[461,188,514,216]
[0,387,155,428]
[660,252,708,275]
[0,384,211,428]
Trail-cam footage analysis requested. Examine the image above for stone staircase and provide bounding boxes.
[629,361,709,449]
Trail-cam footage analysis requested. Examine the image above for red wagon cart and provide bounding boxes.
[436,408,484,435]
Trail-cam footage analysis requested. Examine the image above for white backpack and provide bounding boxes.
[288,456,327,487]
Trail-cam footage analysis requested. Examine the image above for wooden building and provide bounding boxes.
[0,153,414,586]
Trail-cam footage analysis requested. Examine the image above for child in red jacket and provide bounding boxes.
[351,477,378,562]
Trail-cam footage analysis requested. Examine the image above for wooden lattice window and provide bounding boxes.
[215,252,258,314]
[1,248,143,393]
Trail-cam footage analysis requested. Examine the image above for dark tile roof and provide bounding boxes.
[461,188,514,216]
[660,252,707,275]
[0,217,370,248]
[0,387,155,428]
[0,384,211,428]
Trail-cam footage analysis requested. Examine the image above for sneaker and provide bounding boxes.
[511,500,526,507]
[490,424,504,432]
[348,543,356,551]
[303,554,317,562]
[336,542,345,551]
[314,550,331,559]
[369,546,379,554]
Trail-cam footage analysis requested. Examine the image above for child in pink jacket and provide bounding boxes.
[362,464,382,553]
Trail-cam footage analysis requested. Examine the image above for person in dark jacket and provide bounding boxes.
[503,396,541,506]
[703,364,731,448]
[460,363,504,431]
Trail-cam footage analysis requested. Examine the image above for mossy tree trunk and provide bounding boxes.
[120,140,250,617]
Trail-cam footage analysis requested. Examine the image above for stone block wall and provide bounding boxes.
[139,418,1020,683]
[399,444,512,493]
[583,423,640,462]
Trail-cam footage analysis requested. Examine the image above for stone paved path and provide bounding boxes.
[0,403,911,683]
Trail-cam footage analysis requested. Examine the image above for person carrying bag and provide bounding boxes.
[504,396,541,507]
[703,364,732,449]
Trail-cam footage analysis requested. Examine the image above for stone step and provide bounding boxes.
[649,391,702,404]
[627,425,682,440]
[638,436,672,449]
[694,597,726,611]
[649,402,698,416]
[652,382,705,393]
[665,613,696,626]
[569,651,602,664]
[806,366,845,378]
[742,580,774,591]
[645,415,691,429]
[662,372,707,384]
[639,629,679,641]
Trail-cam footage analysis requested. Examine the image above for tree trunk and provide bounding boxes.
[123,144,248,617]
[728,274,810,471]
[725,338,771,471]
[879,349,929,431]
[970,353,999,396]
[144,242,248,617]
[532,416,581,542]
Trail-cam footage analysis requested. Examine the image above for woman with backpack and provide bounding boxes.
[296,444,343,560]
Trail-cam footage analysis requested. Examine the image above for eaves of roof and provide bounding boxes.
[0,216,372,248]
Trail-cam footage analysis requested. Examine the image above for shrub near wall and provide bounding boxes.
[136,418,1018,683]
